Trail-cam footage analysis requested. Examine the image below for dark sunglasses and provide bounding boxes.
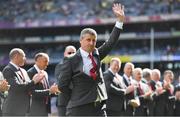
[68,52,75,55]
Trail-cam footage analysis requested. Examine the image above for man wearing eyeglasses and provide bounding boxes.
[55,45,76,116]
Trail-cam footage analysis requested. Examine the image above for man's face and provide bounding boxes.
[38,56,49,70]
[124,64,133,77]
[134,70,142,81]
[164,73,173,83]
[64,48,76,57]
[110,61,121,73]
[152,72,160,81]
[17,52,26,67]
[80,33,96,53]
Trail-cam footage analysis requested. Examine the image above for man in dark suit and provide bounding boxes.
[174,77,180,116]
[132,68,152,116]
[142,68,154,116]
[55,45,76,116]
[0,71,9,116]
[27,52,59,116]
[58,3,125,116]
[150,69,165,116]
[122,62,135,116]
[162,70,175,116]
[103,58,125,116]
[2,48,44,116]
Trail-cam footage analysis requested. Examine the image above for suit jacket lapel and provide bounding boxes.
[93,48,100,70]
[123,76,129,87]
[9,63,24,84]
[8,63,18,72]
[76,50,84,72]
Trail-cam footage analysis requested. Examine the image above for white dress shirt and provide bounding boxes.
[80,48,97,76]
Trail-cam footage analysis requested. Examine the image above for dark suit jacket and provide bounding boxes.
[2,63,35,116]
[174,84,180,116]
[103,70,125,112]
[27,66,51,116]
[55,57,71,107]
[58,26,121,109]
[122,75,134,116]
[150,80,174,116]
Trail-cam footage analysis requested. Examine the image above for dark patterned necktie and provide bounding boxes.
[89,54,97,80]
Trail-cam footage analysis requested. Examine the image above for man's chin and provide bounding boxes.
[89,47,95,52]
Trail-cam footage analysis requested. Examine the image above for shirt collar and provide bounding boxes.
[34,64,41,73]
[123,74,132,81]
[108,68,116,76]
[80,48,90,58]
[142,78,148,84]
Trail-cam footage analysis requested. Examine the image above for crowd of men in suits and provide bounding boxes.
[0,3,179,116]
[103,58,180,116]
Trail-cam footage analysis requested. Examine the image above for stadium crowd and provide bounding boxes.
[0,0,180,22]
[0,1,180,116]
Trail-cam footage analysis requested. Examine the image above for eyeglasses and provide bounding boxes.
[68,52,75,55]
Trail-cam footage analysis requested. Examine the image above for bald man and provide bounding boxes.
[0,71,9,116]
[2,48,44,116]
[55,45,76,116]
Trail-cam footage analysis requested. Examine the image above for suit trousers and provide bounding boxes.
[66,102,103,116]
[57,105,66,117]
[106,109,122,116]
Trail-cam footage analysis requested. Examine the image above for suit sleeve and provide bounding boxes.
[3,67,35,92]
[54,63,61,80]
[104,72,125,96]
[27,70,50,97]
[58,59,72,94]
[98,26,121,60]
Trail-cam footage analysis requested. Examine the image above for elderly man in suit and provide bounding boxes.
[27,52,59,116]
[122,62,135,116]
[132,68,152,116]
[0,72,9,92]
[2,48,44,116]
[55,45,76,116]
[0,71,9,116]
[103,58,125,116]
[58,3,125,116]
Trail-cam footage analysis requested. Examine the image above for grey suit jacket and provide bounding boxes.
[58,26,121,108]
[2,63,35,116]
